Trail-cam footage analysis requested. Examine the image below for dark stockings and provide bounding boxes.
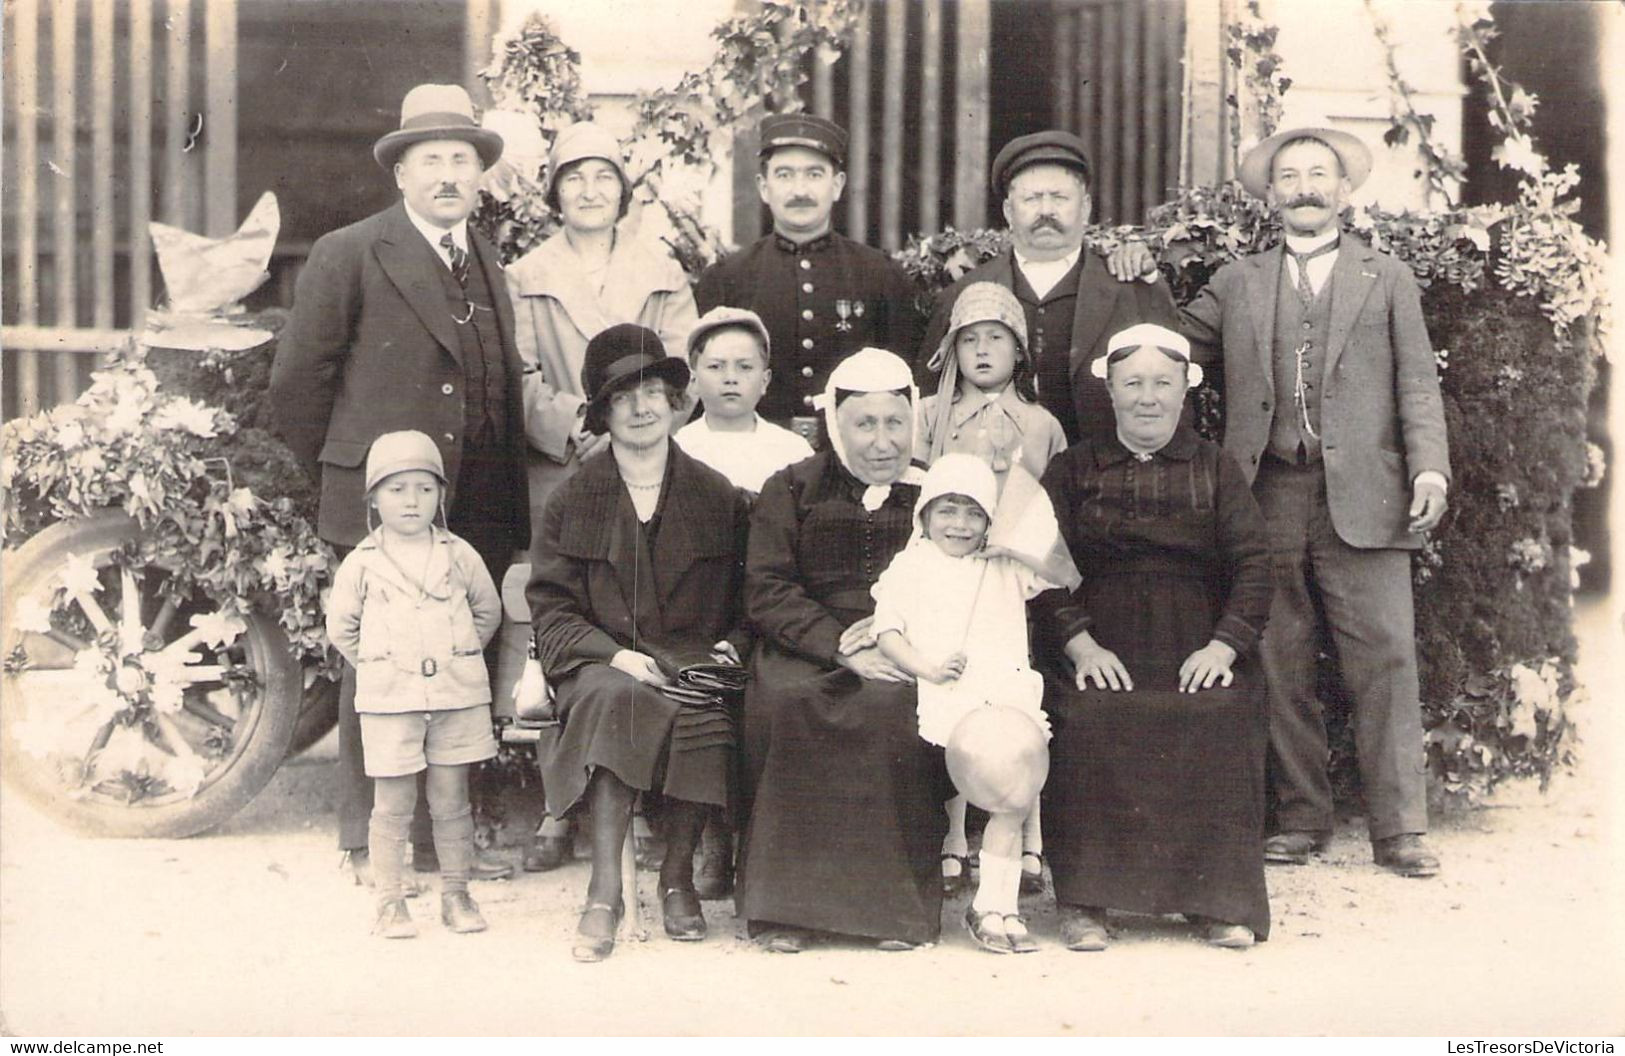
[583,768,708,906]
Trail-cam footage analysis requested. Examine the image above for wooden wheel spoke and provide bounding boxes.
[149,595,180,640]
[69,588,115,635]
[119,566,144,654]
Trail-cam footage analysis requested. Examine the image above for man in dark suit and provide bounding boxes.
[920,131,1181,446]
[1177,127,1450,877]
[695,113,925,441]
[271,83,527,884]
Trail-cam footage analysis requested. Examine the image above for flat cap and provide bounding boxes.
[687,305,772,363]
[990,130,1091,196]
[758,112,848,167]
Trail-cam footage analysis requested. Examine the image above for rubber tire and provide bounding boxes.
[0,512,302,838]
[286,674,340,759]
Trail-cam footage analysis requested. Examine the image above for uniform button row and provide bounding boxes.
[802,283,814,293]
[801,338,814,350]
[801,366,813,378]
[799,259,811,270]
[442,383,455,395]
[801,309,813,320]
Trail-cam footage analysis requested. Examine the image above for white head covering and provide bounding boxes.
[812,347,922,511]
[912,453,999,545]
[1091,322,1204,386]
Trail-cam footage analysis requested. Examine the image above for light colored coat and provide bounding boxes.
[505,228,697,516]
[326,527,502,714]
[1180,237,1450,551]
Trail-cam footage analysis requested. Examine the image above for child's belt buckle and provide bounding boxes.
[421,658,438,677]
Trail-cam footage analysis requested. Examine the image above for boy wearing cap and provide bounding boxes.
[676,306,815,495]
[695,113,925,437]
[326,431,503,939]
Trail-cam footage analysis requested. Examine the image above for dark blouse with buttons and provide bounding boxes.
[1035,425,1274,664]
[745,449,920,667]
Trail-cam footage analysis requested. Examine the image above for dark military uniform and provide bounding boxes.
[695,232,925,426]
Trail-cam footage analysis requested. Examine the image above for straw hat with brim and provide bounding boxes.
[374,83,503,170]
[1238,126,1372,200]
[546,122,632,215]
[581,323,692,435]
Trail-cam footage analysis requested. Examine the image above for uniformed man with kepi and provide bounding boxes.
[695,113,925,441]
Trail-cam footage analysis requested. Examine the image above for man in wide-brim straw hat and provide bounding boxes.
[272,83,529,889]
[1133,125,1452,879]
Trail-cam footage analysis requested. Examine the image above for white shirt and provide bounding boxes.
[1013,246,1082,300]
[1283,230,1339,298]
[403,203,468,271]
[674,414,815,494]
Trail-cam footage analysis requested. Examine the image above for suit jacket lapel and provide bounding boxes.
[1323,240,1377,380]
[1067,253,1117,385]
[469,231,515,351]
[1245,246,1285,390]
[374,204,461,362]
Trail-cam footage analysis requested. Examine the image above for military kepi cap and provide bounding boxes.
[758,113,848,167]
[990,130,1091,196]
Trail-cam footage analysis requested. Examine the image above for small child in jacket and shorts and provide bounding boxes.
[326,430,502,939]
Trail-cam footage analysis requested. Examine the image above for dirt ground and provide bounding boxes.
[2,605,1622,1038]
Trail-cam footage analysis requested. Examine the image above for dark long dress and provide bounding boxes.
[737,451,951,945]
[1036,426,1276,938]
[526,443,750,816]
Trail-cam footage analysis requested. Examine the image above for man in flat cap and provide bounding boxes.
[695,113,925,440]
[921,130,1181,447]
[1172,128,1450,877]
[272,83,526,886]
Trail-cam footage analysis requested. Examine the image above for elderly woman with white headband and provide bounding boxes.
[1035,323,1276,950]
[737,347,954,953]
[506,121,698,873]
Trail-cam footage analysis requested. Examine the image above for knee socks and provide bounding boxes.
[430,805,475,896]
[368,809,412,904]
[972,852,1021,916]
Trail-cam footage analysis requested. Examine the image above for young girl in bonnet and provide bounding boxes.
[870,453,1060,952]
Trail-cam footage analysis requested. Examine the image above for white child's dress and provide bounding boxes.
[870,543,1053,748]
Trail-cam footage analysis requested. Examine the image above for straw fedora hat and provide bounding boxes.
[373,83,504,170]
[1237,126,1372,200]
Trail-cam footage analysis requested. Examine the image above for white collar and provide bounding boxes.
[1283,229,1339,255]
[403,203,468,254]
[1013,246,1082,275]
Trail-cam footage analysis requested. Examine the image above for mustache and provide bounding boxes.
[434,183,465,197]
[1030,216,1064,232]
[785,196,820,209]
[1283,193,1327,209]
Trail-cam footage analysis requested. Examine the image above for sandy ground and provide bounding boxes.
[2,604,1622,1038]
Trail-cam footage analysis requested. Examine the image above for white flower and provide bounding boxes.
[1492,135,1547,178]
[152,397,220,439]
[102,396,147,437]
[11,596,56,635]
[189,609,247,649]
[56,421,86,449]
[58,552,103,598]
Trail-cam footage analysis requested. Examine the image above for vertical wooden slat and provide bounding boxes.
[1141,2,1164,211]
[813,55,834,119]
[204,0,237,238]
[878,0,906,251]
[846,6,871,240]
[11,0,43,414]
[464,0,493,100]
[918,0,942,238]
[953,0,991,230]
[1163,0,1184,189]
[52,0,79,402]
[92,0,115,331]
[1120,0,1142,223]
[1077,4,1098,185]
[1098,3,1120,222]
[130,0,153,326]
[1054,4,1076,133]
[164,0,191,227]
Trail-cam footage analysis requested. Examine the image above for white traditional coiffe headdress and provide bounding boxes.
[812,347,922,510]
[1091,322,1204,387]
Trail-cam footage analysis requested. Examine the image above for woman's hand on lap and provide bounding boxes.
[1178,640,1236,693]
[1065,633,1133,691]
[709,640,741,666]
[838,616,877,656]
[838,646,914,684]
[610,649,671,687]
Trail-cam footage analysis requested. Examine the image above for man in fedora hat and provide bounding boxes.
[695,112,924,441]
[272,83,528,885]
[1160,127,1450,877]
[921,130,1182,448]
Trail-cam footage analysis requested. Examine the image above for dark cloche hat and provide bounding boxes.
[990,130,1091,197]
[581,323,692,435]
[758,112,848,168]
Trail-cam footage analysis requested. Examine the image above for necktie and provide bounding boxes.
[440,232,469,287]
[1287,238,1338,305]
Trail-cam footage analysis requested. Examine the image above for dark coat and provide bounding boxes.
[526,442,751,681]
[921,248,1181,441]
[1180,237,1451,550]
[269,202,529,548]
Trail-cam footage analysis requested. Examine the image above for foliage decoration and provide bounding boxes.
[1224,0,1291,166]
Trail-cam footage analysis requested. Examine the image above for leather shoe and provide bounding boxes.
[414,847,515,880]
[1002,914,1040,954]
[1263,831,1330,865]
[941,854,972,898]
[523,834,572,872]
[964,907,1012,954]
[1019,852,1046,895]
[761,927,811,954]
[572,901,623,962]
[372,898,417,939]
[1203,920,1255,949]
[1373,833,1440,878]
[440,891,488,934]
[1059,906,1110,951]
[660,887,707,941]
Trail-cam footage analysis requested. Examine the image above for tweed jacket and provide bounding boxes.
[921,248,1182,441]
[525,442,750,682]
[270,203,530,549]
[1180,236,1451,550]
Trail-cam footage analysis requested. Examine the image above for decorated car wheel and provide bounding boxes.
[1,511,301,837]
